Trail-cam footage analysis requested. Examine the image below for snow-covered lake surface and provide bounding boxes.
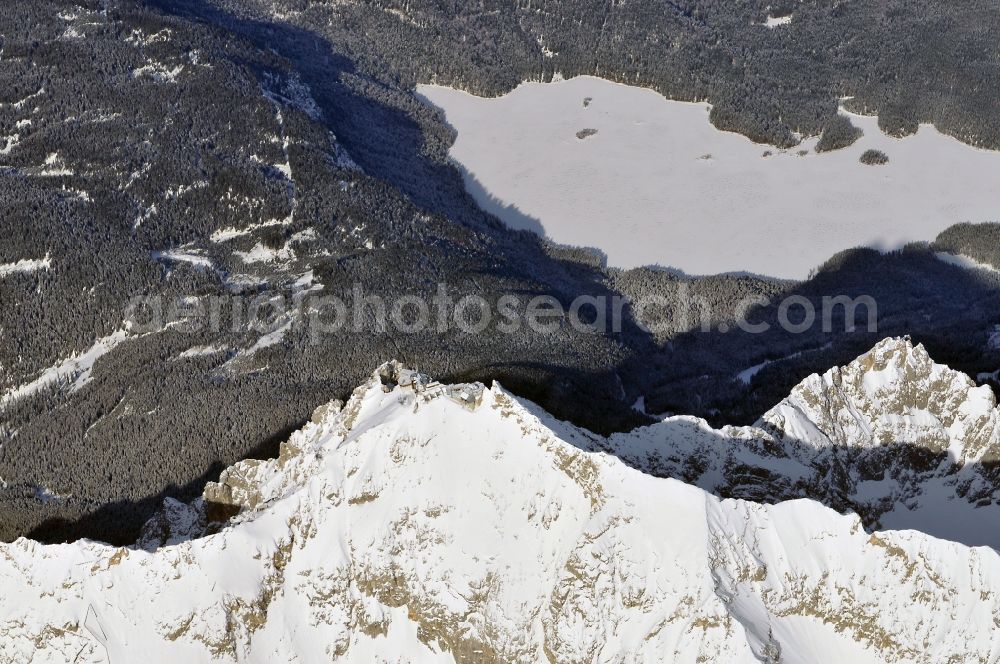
[418,76,1000,280]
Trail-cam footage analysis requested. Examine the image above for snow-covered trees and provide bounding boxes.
[860,149,890,165]
[816,116,863,153]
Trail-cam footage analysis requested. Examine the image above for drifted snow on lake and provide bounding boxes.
[418,76,1000,280]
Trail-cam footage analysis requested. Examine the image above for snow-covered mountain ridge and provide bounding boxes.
[4,338,1000,662]
[603,337,1000,548]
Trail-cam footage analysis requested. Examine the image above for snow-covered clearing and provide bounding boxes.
[234,242,294,264]
[177,344,227,360]
[0,134,20,156]
[735,344,832,385]
[935,251,1000,274]
[764,14,793,27]
[38,152,73,177]
[0,330,129,409]
[133,62,184,83]
[737,360,772,385]
[152,247,213,269]
[0,254,51,278]
[210,218,288,243]
[418,76,1000,280]
[246,319,293,353]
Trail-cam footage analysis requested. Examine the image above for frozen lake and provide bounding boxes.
[418,77,1000,280]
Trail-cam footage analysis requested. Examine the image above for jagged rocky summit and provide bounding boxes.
[3,339,1000,662]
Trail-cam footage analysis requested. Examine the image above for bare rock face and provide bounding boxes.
[3,341,1000,662]
[136,497,207,552]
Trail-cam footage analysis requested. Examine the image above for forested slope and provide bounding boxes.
[0,0,650,543]
[220,0,1000,149]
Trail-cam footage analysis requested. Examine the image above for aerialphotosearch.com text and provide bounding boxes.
[125,283,878,342]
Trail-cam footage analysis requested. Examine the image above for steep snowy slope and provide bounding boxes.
[3,340,1000,662]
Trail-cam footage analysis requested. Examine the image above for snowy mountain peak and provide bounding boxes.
[765,336,1000,463]
[4,342,1000,662]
